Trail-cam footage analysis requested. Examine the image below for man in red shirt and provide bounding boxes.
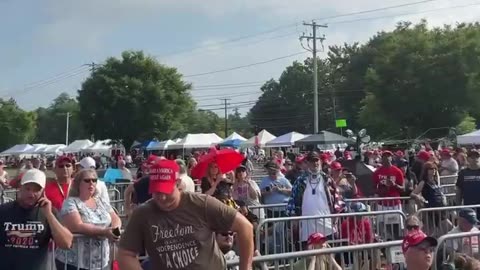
[372,150,405,240]
[44,156,74,213]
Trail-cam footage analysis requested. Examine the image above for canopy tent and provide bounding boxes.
[83,139,112,155]
[1,144,34,155]
[295,131,354,146]
[130,140,142,149]
[221,132,247,143]
[39,144,66,155]
[63,139,94,153]
[219,132,247,148]
[242,129,277,147]
[146,140,176,151]
[457,129,480,145]
[170,133,223,150]
[27,144,48,154]
[265,132,307,147]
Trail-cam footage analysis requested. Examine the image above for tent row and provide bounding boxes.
[144,130,353,151]
[0,139,123,156]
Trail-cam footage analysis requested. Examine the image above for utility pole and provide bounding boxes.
[220,98,231,137]
[300,21,327,134]
[65,112,71,145]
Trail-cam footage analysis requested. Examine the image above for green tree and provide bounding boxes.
[456,115,477,135]
[249,59,334,135]
[359,21,480,139]
[0,99,36,150]
[78,51,195,147]
[228,108,252,137]
[35,92,86,144]
[184,109,224,136]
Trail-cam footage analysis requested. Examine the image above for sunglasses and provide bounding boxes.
[82,178,98,184]
[406,225,420,230]
[58,163,72,169]
[220,232,234,237]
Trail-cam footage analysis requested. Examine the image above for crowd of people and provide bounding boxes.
[1,144,480,269]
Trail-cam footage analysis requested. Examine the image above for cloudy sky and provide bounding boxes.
[1,0,479,114]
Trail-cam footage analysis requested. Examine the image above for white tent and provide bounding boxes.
[83,139,112,155]
[25,144,49,154]
[147,140,176,151]
[63,139,94,153]
[1,144,34,155]
[170,133,223,150]
[265,132,307,147]
[40,144,66,155]
[457,129,480,145]
[220,132,247,143]
[242,129,277,147]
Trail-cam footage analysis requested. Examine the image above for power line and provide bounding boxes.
[328,1,480,25]
[154,0,440,59]
[194,90,261,101]
[184,51,307,78]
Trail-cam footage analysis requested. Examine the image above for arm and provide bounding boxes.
[410,181,425,202]
[124,183,135,217]
[456,171,464,205]
[110,210,122,229]
[62,211,111,237]
[45,211,73,249]
[117,249,143,270]
[230,213,254,270]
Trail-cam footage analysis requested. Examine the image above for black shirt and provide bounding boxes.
[133,176,151,204]
[456,168,480,216]
[0,201,52,270]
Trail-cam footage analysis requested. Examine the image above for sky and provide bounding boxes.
[1,0,480,115]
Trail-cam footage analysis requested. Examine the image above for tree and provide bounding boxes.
[35,92,87,144]
[0,99,36,150]
[78,51,195,147]
[249,59,334,135]
[359,21,480,139]
[456,115,477,135]
[228,108,252,138]
[184,109,224,136]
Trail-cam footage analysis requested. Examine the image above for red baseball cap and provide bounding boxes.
[382,150,393,156]
[148,160,180,194]
[395,150,404,157]
[307,233,327,246]
[330,161,342,171]
[417,150,431,162]
[402,230,437,253]
[146,154,159,165]
[440,148,452,156]
[56,155,73,166]
[295,155,305,163]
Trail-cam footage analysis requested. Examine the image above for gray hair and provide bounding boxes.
[175,159,187,175]
[68,168,99,198]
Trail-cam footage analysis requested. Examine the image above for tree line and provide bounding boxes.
[4,20,480,150]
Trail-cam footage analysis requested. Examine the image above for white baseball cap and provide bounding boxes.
[79,157,96,169]
[21,169,46,188]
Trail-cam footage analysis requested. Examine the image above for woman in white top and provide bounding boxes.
[232,165,264,221]
[56,169,121,270]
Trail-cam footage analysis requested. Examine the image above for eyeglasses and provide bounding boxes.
[220,232,234,237]
[406,225,420,230]
[58,163,72,169]
[82,178,98,184]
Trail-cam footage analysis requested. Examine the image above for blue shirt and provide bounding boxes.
[260,176,292,205]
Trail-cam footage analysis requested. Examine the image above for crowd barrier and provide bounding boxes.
[433,230,480,270]
[50,233,118,270]
[416,204,480,237]
[227,240,405,270]
[256,210,406,256]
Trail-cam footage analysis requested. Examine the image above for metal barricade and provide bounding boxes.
[250,203,287,220]
[51,234,118,270]
[345,197,415,215]
[433,231,480,270]
[439,175,457,186]
[227,240,405,270]
[416,204,480,237]
[256,210,406,256]
[440,184,456,194]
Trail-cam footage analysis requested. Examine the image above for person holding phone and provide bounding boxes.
[56,168,121,270]
[0,169,73,270]
[330,161,359,199]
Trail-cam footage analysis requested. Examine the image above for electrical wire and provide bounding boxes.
[184,51,307,78]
